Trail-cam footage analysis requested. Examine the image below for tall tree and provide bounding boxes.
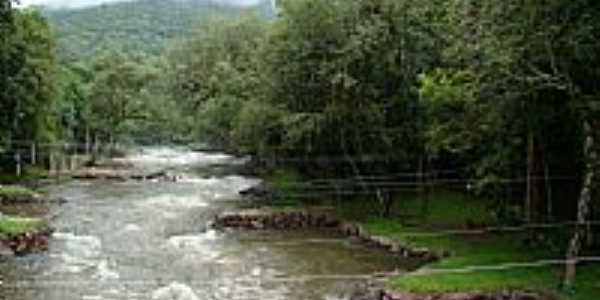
[1,7,59,152]
[88,51,157,145]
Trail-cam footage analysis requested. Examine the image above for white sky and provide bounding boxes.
[19,0,265,9]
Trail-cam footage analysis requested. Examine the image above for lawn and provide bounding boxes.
[355,195,598,300]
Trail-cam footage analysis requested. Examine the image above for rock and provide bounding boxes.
[349,287,384,300]
[339,222,359,236]
[239,184,273,198]
[0,241,14,257]
[151,282,200,300]
[410,247,431,257]
[371,236,395,250]
[250,220,264,230]
[382,291,418,300]
[356,225,368,238]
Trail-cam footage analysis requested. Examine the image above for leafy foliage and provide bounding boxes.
[0,7,59,149]
[40,0,275,61]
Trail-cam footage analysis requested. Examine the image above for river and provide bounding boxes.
[0,147,410,300]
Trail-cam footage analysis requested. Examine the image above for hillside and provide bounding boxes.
[40,0,275,61]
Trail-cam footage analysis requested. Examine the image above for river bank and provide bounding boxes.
[236,167,599,300]
[0,186,54,257]
[213,208,444,264]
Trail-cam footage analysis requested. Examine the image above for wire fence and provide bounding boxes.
[0,143,596,292]
[0,256,599,286]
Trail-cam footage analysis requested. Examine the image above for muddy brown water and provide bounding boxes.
[0,147,416,300]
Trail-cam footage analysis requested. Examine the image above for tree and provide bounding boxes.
[425,0,599,284]
[166,15,267,147]
[1,8,59,151]
[88,51,157,145]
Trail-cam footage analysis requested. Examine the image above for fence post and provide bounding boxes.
[49,151,55,176]
[30,142,36,165]
[61,154,67,175]
[15,152,22,177]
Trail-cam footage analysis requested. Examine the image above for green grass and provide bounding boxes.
[390,265,600,300]
[331,189,597,300]
[0,217,46,237]
[0,185,41,203]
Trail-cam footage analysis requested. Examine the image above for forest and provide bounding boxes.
[1,0,599,299]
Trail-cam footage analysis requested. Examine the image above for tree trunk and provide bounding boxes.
[526,131,545,223]
[564,118,597,288]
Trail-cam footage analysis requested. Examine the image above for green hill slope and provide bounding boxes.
[39,0,275,61]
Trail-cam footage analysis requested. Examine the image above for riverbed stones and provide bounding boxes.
[349,286,385,300]
[213,209,340,230]
[151,282,200,300]
[4,229,52,255]
[0,241,14,257]
[214,209,442,264]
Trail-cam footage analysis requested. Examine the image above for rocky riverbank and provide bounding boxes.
[214,209,551,300]
[70,168,179,181]
[213,209,444,263]
[0,185,56,257]
[350,288,550,300]
[0,185,66,205]
[0,227,53,257]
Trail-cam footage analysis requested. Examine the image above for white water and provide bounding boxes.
[0,147,407,300]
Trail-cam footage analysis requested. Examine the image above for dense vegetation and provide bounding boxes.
[1,0,598,296]
[164,0,599,289]
[1,2,58,158]
[40,0,275,62]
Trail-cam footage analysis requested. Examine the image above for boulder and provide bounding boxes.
[151,282,200,300]
[349,287,384,300]
[0,241,14,257]
[250,220,265,230]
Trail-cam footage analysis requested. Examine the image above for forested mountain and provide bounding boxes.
[39,0,275,61]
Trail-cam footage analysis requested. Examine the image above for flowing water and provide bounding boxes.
[0,147,413,300]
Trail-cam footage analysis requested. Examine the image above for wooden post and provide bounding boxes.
[49,152,55,176]
[61,154,67,175]
[15,152,21,177]
[70,155,76,171]
[30,142,36,165]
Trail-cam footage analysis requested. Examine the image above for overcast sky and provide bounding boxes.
[19,0,265,9]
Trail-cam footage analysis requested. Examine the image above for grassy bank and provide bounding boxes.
[0,217,47,237]
[359,198,598,300]
[264,168,600,300]
[0,185,42,203]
